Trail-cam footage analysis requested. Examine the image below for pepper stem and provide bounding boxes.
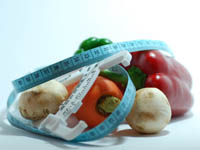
[127,66,147,90]
[100,70,128,88]
[96,95,120,116]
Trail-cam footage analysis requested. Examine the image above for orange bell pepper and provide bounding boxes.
[66,76,123,128]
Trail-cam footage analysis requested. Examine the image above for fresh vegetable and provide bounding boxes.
[18,80,68,120]
[126,88,171,134]
[126,50,193,116]
[65,76,123,128]
[74,37,112,55]
[99,69,128,91]
[75,37,193,117]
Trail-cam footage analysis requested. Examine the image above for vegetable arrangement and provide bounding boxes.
[75,37,193,117]
[17,37,193,136]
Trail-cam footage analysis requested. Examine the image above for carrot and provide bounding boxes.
[66,80,79,96]
[65,76,123,128]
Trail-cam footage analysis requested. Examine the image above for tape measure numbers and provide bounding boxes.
[7,40,173,142]
[12,40,173,93]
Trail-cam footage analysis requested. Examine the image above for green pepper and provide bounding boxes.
[99,70,128,88]
[96,38,113,47]
[79,37,100,51]
[74,37,113,55]
[74,48,85,55]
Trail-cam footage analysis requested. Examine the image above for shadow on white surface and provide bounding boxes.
[0,108,195,149]
[110,128,169,138]
[109,111,194,138]
[0,109,126,148]
[170,111,194,124]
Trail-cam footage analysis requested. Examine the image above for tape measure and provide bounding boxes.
[12,39,173,93]
[7,39,173,142]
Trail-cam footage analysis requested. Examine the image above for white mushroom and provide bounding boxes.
[18,80,68,120]
[126,88,171,134]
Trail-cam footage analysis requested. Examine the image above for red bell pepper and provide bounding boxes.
[126,50,193,117]
[74,37,193,117]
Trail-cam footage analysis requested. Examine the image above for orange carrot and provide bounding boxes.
[66,80,79,96]
[65,76,123,128]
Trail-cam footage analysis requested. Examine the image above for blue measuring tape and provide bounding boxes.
[7,39,173,142]
[12,40,173,93]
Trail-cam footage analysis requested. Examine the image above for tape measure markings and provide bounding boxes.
[8,39,173,142]
[57,63,100,120]
[12,40,173,93]
[13,40,171,92]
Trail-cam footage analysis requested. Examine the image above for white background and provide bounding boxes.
[0,0,200,149]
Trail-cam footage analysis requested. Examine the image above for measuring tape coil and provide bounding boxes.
[7,39,173,142]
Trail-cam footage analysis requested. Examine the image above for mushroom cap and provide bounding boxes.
[18,80,68,120]
[126,88,171,134]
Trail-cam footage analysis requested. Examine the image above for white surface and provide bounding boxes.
[0,0,200,149]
